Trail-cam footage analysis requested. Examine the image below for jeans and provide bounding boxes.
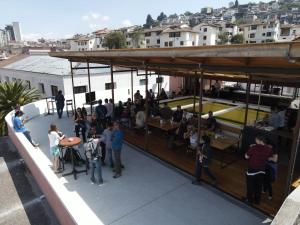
[113,150,122,175]
[263,167,273,197]
[57,107,64,118]
[75,123,86,142]
[23,130,34,146]
[106,147,114,167]
[195,160,216,182]
[246,172,264,204]
[90,159,103,184]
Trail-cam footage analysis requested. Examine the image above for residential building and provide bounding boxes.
[241,20,280,44]
[144,27,165,48]
[279,24,300,42]
[160,27,198,48]
[118,26,146,49]
[92,28,110,50]
[68,35,95,51]
[5,25,15,42]
[193,23,221,46]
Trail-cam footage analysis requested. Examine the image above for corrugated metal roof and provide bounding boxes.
[4,55,110,75]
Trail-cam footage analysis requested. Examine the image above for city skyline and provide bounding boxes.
[0,0,261,41]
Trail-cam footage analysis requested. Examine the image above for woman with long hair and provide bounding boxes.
[48,124,65,173]
[74,107,87,142]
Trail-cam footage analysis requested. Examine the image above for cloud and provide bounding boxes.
[122,19,133,27]
[81,12,111,30]
[102,16,110,21]
[81,15,89,21]
[91,13,100,19]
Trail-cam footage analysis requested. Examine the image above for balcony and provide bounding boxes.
[5,99,295,225]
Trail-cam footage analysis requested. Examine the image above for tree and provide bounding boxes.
[104,32,127,49]
[144,14,154,28]
[184,11,193,17]
[157,12,167,21]
[231,34,244,44]
[131,28,144,48]
[235,0,239,7]
[217,32,230,45]
[0,81,40,136]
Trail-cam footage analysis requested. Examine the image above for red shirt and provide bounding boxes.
[246,144,273,170]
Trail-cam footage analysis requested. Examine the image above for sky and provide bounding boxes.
[0,0,261,41]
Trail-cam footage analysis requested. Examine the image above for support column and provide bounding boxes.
[193,76,196,113]
[285,103,300,196]
[145,67,149,151]
[70,61,76,111]
[87,60,92,114]
[157,72,160,101]
[197,71,203,143]
[131,69,134,101]
[244,75,251,127]
[255,80,263,122]
[110,63,115,109]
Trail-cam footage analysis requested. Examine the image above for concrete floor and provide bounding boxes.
[25,113,270,225]
[0,137,60,225]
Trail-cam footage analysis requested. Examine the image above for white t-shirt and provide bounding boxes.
[105,103,113,117]
[48,131,60,147]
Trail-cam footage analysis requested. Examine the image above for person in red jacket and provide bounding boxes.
[244,135,273,205]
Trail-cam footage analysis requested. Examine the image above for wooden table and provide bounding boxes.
[60,137,87,180]
[147,117,180,132]
[210,136,240,168]
[292,177,300,189]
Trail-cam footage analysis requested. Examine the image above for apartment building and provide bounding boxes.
[0,29,8,48]
[193,23,221,46]
[241,20,280,44]
[69,36,95,51]
[144,27,165,48]
[160,27,198,47]
[279,24,300,42]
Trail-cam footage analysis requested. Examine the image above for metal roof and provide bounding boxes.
[3,55,110,75]
[49,42,300,86]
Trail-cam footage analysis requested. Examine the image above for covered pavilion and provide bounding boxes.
[49,41,300,216]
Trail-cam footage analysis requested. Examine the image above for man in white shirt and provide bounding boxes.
[104,98,114,122]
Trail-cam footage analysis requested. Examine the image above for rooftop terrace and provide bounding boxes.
[6,99,269,225]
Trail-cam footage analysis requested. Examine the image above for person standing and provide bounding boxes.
[13,111,39,147]
[104,98,113,122]
[74,108,87,143]
[100,122,114,168]
[95,100,107,131]
[48,124,65,173]
[192,135,217,185]
[84,128,103,185]
[55,90,65,119]
[111,122,124,178]
[244,135,273,204]
[173,105,183,123]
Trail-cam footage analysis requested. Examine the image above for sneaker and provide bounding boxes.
[121,164,125,169]
[98,181,104,186]
[33,143,39,148]
[90,178,95,184]
[113,174,121,179]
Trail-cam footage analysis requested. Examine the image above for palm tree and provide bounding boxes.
[0,81,40,136]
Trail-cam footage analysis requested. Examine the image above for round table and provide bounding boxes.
[60,137,81,147]
[59,137,87,180]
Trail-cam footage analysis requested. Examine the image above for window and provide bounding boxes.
[38,83,45,94]
[156,31,161,36]
[250,25,257,30]
[25,80,31,89]
[145,32,151,37]
[180,41,184,46]
[192,41,195,46]
[105,82,116,90]
[169,41,173,47]
[249,41,256,43]
[262,33,266,36]
[97,45,100,48]
[126,41,131,45]
[146,39,150,44]
[263,25,267,29]
[74,85,87,94]
[204,28,207,32]
[266,32,272,37]
[169,32,181,38]
[157,39,160,44]
[164,42,168,47]
[51,85,58,96]
[203,36,207,40]
[249,33,255,38]
[139,79,146,85]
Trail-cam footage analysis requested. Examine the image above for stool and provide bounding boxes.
[45,97,56,115]
[66,100,74,117]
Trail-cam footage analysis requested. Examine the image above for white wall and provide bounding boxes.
[0,68,64,98]
[160,32,198,47]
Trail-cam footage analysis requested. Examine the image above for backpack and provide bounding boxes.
[84,139,101,160]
